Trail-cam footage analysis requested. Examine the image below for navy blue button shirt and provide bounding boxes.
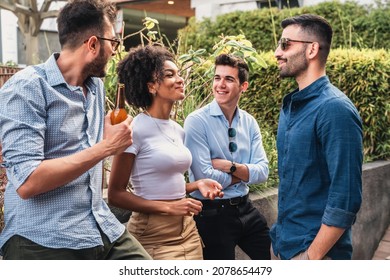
[270,76,363,260]
[0,54,125,253]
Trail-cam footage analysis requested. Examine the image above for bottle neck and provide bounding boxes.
[116,83,125,109]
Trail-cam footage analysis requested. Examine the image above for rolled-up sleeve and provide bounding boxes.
[318,98,363,228]
[0,75,46,189]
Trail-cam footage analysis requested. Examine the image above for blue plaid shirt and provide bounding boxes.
[270,76,363,260]
[0,54,124,253]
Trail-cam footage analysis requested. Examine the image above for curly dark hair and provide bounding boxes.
[117,45,176,109]
[57,0,117,49]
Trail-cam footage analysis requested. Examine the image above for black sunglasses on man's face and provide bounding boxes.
[277,37,314,51]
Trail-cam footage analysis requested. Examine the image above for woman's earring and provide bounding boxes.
[150,90,156,97]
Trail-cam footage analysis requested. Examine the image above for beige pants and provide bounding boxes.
[128,212,203,260]
[271,245,331,260]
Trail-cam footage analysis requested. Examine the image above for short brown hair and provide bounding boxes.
[215,54,249,84]
[57,0,117,49]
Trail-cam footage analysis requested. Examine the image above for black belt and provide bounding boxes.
[193,194,249,209]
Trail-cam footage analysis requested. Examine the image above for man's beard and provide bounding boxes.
[279,48,308,78]
[87,47,109,78]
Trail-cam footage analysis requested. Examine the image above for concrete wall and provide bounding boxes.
[235,160,390,260]
[351,161,390,259]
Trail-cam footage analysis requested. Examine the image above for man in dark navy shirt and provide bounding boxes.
[270,14,363,260]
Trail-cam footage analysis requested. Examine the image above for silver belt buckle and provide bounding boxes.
[229,197,241,206]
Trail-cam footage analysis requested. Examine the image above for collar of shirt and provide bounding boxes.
[283,76,329,108]
[209,99,241,126]
[44,53,98,96]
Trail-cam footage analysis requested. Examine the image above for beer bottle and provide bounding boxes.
[110,83,127,125]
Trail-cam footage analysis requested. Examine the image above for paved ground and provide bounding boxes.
[372,224,390,260]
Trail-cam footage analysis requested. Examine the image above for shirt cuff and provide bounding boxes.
[322,206,357,228]
[9,160,41,190]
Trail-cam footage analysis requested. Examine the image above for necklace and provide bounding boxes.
[144,110,178,145]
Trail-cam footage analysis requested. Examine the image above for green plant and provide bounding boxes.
[175,34,267,125]
[0,61,18,67]
[327,48,390,161]
[103,18,275,192]
[178,1,390,53]
[104,16,390,193]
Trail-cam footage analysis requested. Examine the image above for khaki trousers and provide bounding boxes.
[128,212,203,260]
[271,244,331,260]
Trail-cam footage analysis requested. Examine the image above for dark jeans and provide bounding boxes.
[1,229,151,260]
[194,199,271,260]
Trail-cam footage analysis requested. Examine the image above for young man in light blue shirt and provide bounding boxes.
[184,54,271,260]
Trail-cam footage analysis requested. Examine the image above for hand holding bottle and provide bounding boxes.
[111,83,128,125]
[104,112,133,155]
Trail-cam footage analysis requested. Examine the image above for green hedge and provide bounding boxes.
[238,48,389,163]
[182,48,390,163]
[178,1,390,53]
[176,1,389,191]
[178,48,388,192]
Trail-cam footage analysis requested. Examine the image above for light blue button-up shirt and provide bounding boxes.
[184,99,269,199]
[0,54,124,253]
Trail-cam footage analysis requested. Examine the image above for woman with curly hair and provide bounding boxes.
[108,44,223,260]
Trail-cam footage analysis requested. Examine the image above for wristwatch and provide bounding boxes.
[229,161,236,174]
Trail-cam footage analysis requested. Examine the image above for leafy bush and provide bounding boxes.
[104,16,389,192]
[239,49,390,163]
[327,48,390,161]
[178,1,390,53]
[181,47,390,163]
[203,48,389,188]
[103,18,278,191]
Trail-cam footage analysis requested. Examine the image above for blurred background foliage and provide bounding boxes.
[178,1,390,53]
[104,1,389,192]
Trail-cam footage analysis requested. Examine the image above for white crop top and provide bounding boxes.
[125,113,192,200]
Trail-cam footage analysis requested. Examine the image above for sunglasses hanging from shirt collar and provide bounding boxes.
[228,127,237,153]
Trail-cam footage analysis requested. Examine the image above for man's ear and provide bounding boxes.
[308,42,320,60]
[85,36,99,54]
[241,81,249,93]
